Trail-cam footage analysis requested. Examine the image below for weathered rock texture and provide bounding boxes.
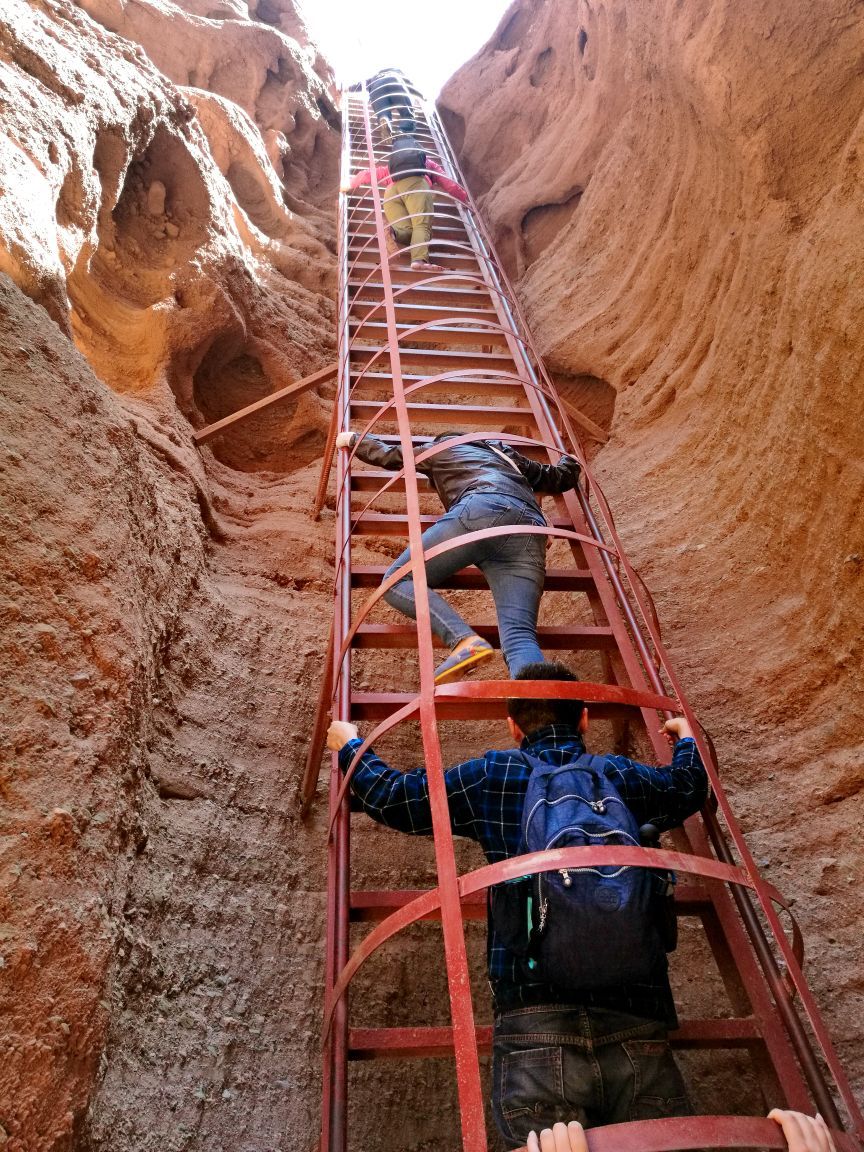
[3,0,864,1148]
[441,0,864,1114]
[0,0,342,1147]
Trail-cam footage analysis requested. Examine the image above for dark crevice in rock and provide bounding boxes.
[192,338,326,474]
[520,187,584,266]
[495,7,530,52]
[550,370,617,444]
[529,47,553,87]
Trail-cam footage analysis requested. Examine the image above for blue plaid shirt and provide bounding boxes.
[340,725,707,1018]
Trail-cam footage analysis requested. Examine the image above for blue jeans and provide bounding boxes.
[383,490,547,677]
[492,1004,691,1148]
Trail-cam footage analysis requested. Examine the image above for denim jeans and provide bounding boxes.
[383,490,547,677]
[492,1004,691,1148]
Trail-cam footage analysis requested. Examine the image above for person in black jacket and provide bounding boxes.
[335,430,581,682]
[348,69,417,138]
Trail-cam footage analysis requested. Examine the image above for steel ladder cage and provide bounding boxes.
[318,82,863,1152]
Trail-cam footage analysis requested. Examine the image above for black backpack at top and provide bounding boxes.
[489,752,675,991]
[388,134,427,179]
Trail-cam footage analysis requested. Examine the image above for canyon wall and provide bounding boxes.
[0,0,342,1146]
[2,0,863,1148]
[440,0,864,1112]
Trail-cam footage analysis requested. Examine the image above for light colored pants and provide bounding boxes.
[383,175,434,262]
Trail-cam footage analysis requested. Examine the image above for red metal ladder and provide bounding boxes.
[303,79,863,1152]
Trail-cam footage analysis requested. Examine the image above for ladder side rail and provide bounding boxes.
[346,87,488,1152]
[321,90,357,1152]
[424,103,863,1132]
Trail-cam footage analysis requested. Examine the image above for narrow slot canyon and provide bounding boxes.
[0,1,862,1150]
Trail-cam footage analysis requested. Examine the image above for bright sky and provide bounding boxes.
[298,0,514,99]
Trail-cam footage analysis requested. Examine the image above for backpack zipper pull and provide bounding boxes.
[559,869,573,888]
[590,800,606,814]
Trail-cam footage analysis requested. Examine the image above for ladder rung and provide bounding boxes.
[347,215,463,232]
[351,512,571,535]
[350,565,594,592]
[350,372,521,390]
[349,284,493,308]
[349,401,535,428]
[348,1018,762,1060]
[352,223,466,238]
[351,301,498,324]
[349,884,713,922]
[348,434,550,462]
[352,623,616,651]
[351,347,514,370]
[350,263,481,288]
[351,693,633,722]
[350,322,509,349]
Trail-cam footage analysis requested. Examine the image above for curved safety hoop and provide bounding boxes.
[349,261,527,341]
[517,1115,856,1152]
[345,213,480,277]
[333,429,589,585]
[323,846,752,1041]
[332,366,585,522]
[326,696,422,842]
[349,310,525,358]
[350,315,527,361]
[335,375,572,521]
[326,679,678,842]
[330,521,617,698]
[346,275,525,395]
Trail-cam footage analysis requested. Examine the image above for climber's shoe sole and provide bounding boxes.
[433,639,494,685]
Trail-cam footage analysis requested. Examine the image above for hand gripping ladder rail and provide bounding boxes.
[302,79,864,1152]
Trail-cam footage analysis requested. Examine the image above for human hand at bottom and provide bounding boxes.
[326,720,359,751]
[527,1121,588,1152]
[522,1111,835,1152]
[768,1111,836,1152]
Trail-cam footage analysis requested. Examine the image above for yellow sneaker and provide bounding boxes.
[433,638,494,684]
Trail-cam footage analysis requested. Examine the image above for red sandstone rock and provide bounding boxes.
[3,0,863,1146]
[0,0,340,1145]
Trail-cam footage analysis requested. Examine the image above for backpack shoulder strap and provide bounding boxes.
[575,752,610,777]
[517,749,607,780]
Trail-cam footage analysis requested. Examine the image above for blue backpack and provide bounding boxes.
[489,752,672,990]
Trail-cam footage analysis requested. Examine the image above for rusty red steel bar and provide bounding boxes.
[349,1017,766,1058]
[351,82,487,1151]
[320,97,353,1152]
[322,846,755,1041]
[331,430,592,588]
[193,360,337,444]
[328,681,678,842]
[312,386,341,521]
[510,1117,858,1152]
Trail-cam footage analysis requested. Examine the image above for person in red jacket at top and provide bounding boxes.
[340,120,469,273]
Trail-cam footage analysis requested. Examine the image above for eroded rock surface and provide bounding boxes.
[0,0,341,1146]
[441,0,864,1110]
